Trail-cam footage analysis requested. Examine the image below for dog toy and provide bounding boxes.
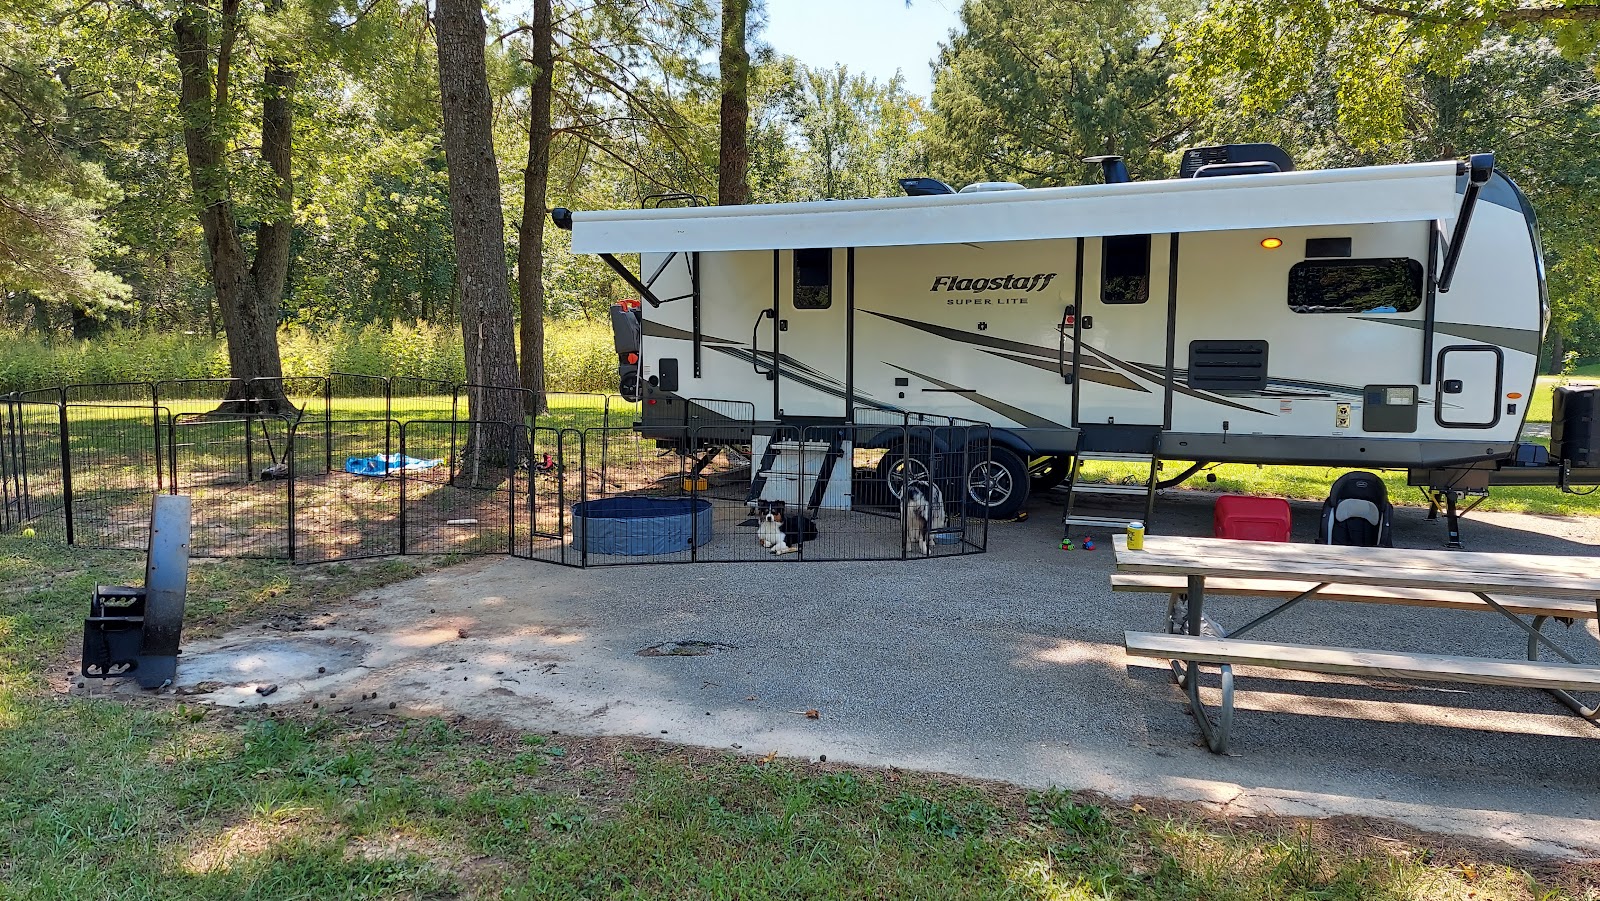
[1082,538,1095,550]
[1060,538,1074,551]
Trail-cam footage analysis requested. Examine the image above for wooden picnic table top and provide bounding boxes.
[1112,534,1600,601]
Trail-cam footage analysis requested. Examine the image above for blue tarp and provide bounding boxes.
[343,454,443,477]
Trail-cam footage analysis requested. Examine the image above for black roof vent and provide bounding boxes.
[1084,154,1130,184]
[899,177,957,196]
[1179,143,1295,179]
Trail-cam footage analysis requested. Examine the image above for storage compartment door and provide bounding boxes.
[1434,345,1503,429]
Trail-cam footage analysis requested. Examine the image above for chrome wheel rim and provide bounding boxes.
[967,460,1013,508]
[884,457,932,499]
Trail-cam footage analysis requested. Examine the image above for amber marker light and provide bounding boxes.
[1506,392,1523,399]
[1259,237,1283,249]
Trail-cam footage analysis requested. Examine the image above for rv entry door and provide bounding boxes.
[775,248,851,419]
[1073,234,1172,427]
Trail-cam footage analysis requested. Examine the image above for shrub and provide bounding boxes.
[0,319,617,394]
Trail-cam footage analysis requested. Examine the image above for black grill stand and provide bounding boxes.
[81,494,192,689]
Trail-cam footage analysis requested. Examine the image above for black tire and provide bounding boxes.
[961,444,1030,519]
[1029,455,1072,492]
[874,442,935,502]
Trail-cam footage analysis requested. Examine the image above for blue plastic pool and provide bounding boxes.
[570,496,714,556]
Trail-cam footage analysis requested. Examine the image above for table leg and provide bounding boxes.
[1526,614,1600,723]
[1187,575,1205,636]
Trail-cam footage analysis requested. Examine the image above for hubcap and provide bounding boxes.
[885,457,932,499]
[968,460,1013,508]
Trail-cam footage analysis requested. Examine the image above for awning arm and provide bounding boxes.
[1437,153,1494,294]
[553,207,669,308]
[599,253,666,308]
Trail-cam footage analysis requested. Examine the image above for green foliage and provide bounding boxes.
[928,0,1188,186]
[770,62,928,200]
[1179,1,1600,150]
[0,319,617,393]
[0,10,132,315]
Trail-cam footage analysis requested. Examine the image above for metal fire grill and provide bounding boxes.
[1,376,990,565]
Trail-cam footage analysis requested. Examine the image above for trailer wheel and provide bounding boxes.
[963,445,1029,519]
[875,444,934,502]
[1029,455,1072,492]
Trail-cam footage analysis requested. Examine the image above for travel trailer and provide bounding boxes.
[554,145,1580,530]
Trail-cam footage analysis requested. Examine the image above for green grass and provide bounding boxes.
[1,534,1594,899]
[0,319,619,395]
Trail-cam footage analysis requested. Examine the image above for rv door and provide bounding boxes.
[1073,234,1172,427]
[775,248,851,419]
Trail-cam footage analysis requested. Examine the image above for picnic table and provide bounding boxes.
[1111,534,1600,754]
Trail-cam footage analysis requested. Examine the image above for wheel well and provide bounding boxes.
[972,431,1030,459]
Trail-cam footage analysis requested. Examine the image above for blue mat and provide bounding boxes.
[343,454,443,477]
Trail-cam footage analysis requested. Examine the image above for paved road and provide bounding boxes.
[176,492,1600,859]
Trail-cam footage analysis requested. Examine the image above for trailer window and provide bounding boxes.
[1101,234,1150,305]
[794,248,832,309]
[1288,258,1423,314]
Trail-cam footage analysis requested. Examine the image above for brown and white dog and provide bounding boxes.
[902,482,947,555]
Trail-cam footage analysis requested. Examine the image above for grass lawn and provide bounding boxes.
[3,534,1595,899]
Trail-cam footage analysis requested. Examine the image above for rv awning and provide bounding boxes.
[568,161,1461,254]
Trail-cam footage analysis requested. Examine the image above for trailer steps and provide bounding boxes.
[1063,426,1162,537]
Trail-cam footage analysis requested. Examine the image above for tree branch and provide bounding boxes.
[1355,1,1600,26]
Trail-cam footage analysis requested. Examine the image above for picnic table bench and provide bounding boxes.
[1111,535,1600,754]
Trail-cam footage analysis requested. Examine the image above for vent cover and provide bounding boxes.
[1188,340,1269,391]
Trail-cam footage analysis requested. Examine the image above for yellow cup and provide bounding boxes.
[1126,520,1145,550]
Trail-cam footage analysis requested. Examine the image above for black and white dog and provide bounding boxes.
[755,499,819,555]
[902,482,947,555]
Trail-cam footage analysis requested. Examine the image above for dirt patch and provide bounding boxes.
[636,640,735,657]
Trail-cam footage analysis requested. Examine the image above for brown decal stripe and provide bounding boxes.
[863,310,1069,360]
[1119,361,1275,415]
[1356,318,1541,356]
[979,350,1148,392]
[885,364,1066,430]
[640,320,738,345]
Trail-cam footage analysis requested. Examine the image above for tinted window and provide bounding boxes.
[1102,234,1150,304]
[794,248,831,309]
[1288,258,1423,314]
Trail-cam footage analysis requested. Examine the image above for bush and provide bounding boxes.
[0,319,617,394]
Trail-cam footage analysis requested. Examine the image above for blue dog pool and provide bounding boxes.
[570,496,715,556]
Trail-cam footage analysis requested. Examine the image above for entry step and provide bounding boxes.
[1075,452,1155,463]
[1069,483,1149,496]
[1064,515,1143,528]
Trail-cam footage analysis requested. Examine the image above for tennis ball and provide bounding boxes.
[20,527,35,538]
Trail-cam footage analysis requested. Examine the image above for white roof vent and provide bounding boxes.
[957,181,1026,193]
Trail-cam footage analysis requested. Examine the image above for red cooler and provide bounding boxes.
[1214,495,1291,542]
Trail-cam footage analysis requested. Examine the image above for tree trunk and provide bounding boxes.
[518,0,553,417]
[1549,328,1565,375]
[253,0,294,313]
[173,4,290,413]
[434,0,525,478]
[717,0,750,206]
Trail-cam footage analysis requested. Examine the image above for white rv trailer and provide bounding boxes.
[554,145,1548,521]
